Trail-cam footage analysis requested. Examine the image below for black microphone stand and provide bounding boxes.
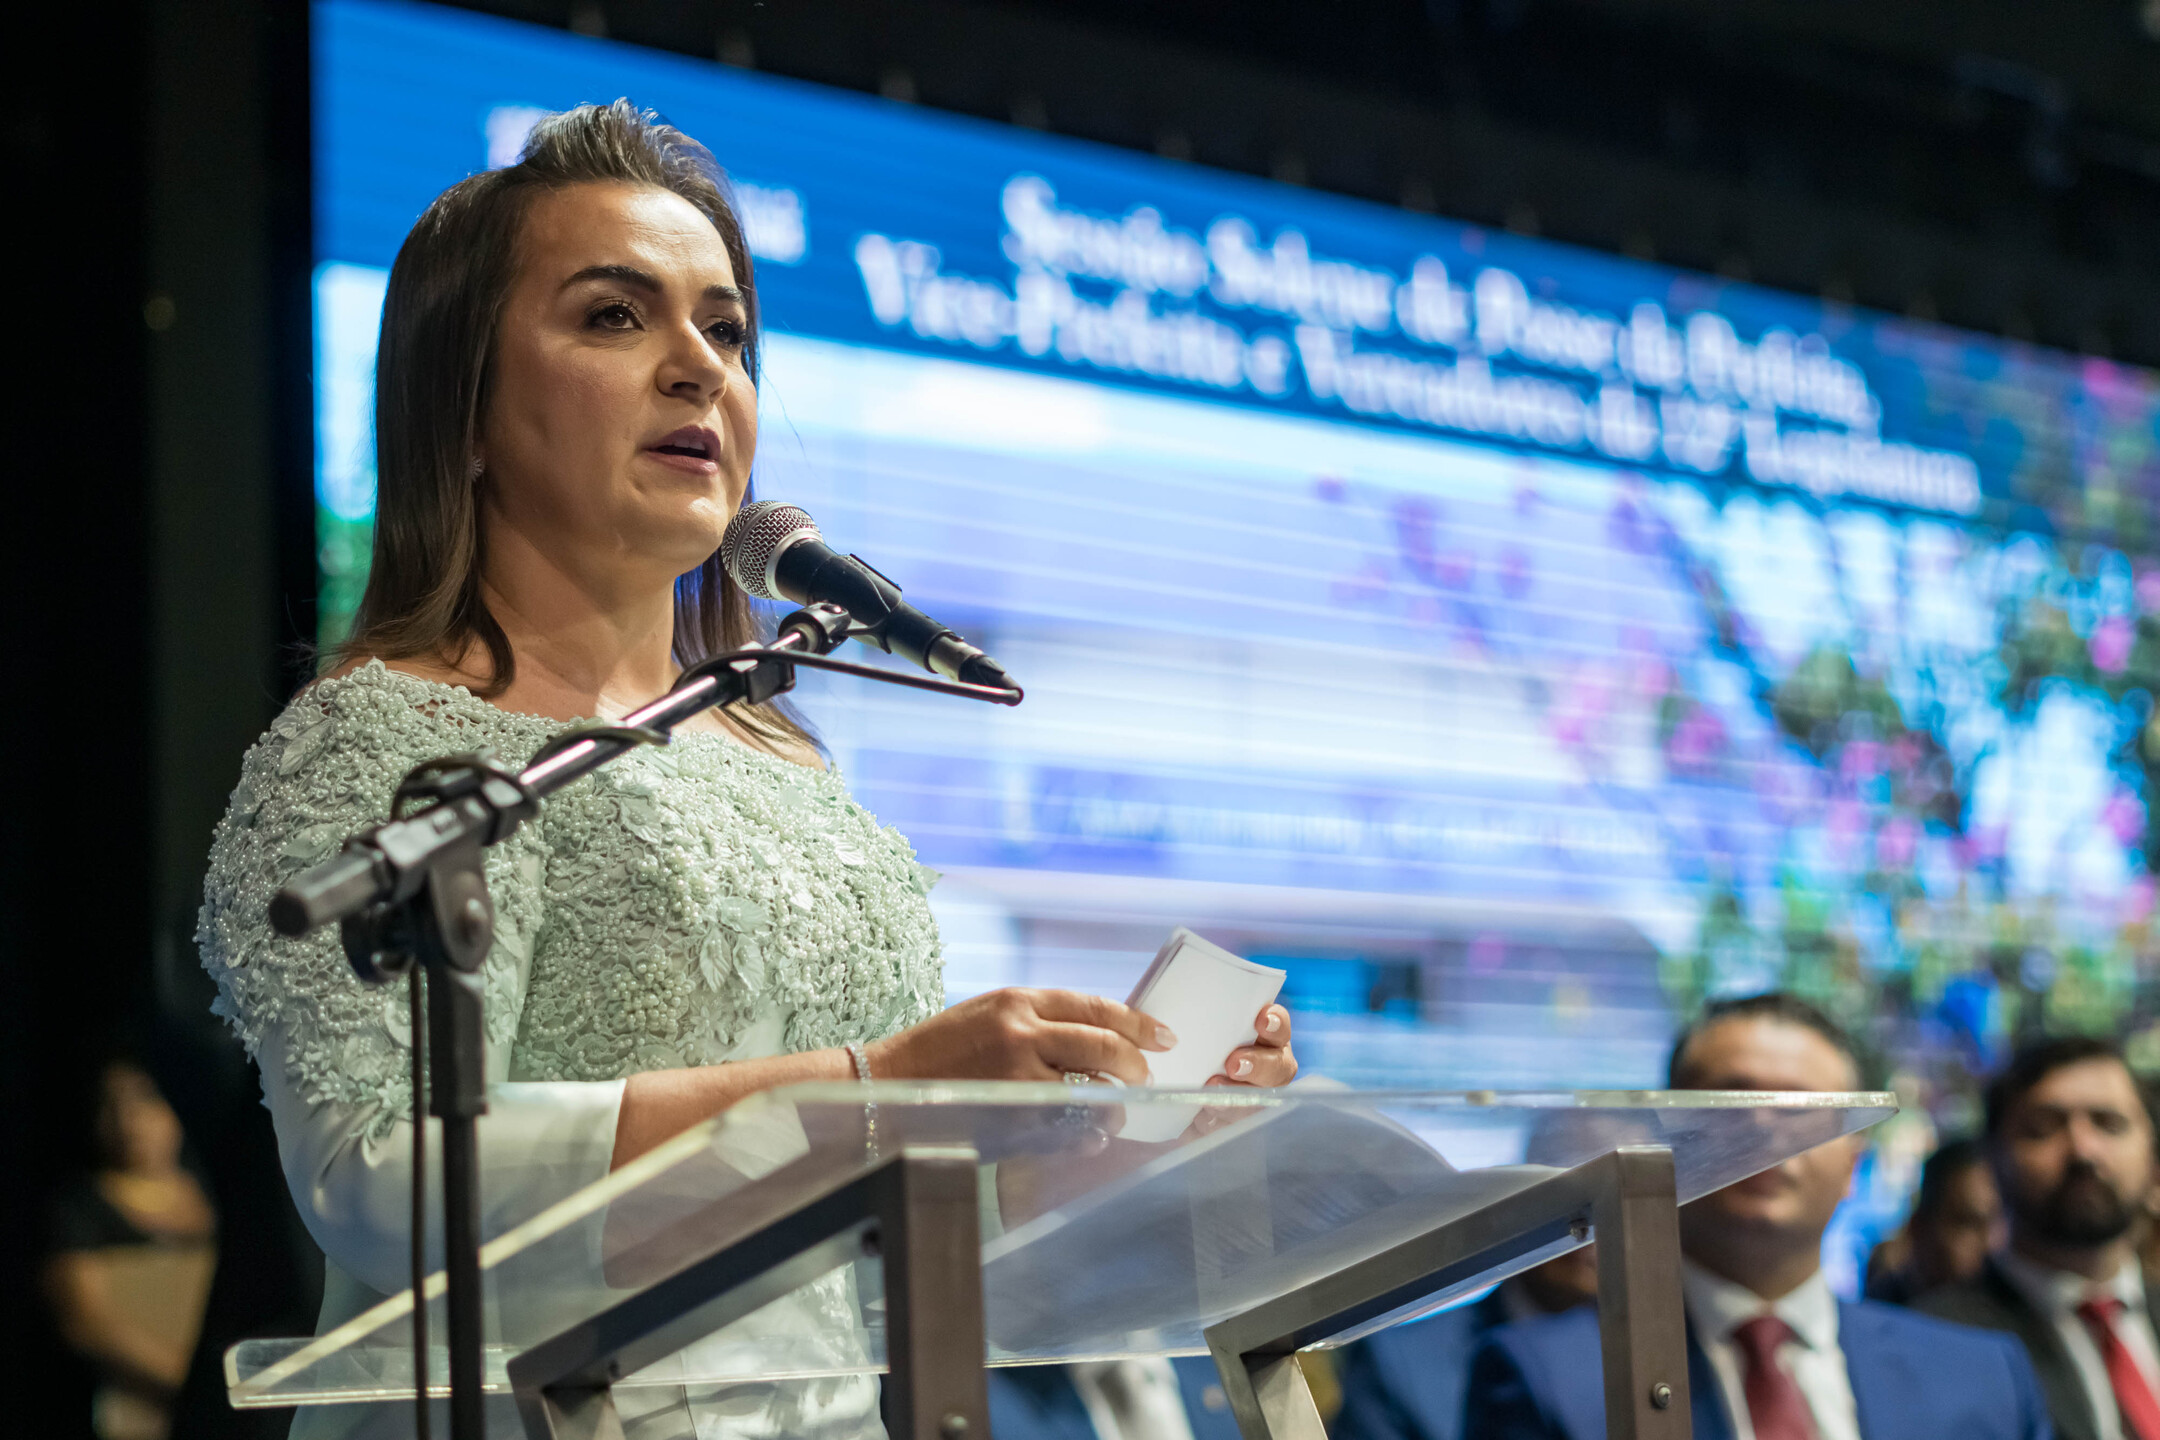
[268,603,1021,1440]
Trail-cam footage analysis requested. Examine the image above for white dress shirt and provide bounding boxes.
[1995,1249,2160,1440]
[1069,1359,1199,1440]
[1682,1261,1861,1440]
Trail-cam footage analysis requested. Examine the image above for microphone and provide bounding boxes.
[720,502,1018,693]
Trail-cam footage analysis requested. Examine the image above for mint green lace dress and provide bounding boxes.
[197,662,944,1439]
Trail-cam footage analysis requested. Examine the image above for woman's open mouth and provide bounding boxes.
[643,425,723,475]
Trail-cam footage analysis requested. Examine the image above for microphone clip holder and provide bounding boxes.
[339,754,537,987]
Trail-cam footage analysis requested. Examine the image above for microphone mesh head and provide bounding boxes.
[721,501,822,602]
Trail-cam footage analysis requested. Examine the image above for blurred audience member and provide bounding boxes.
[986,1356,1247,1440]
[1865,1138,2001,1305]
[144,935,323,1439]
[44,1061,216,1440]
[2139,1155,2160,1286]
[1921,1036,2160,1440]
[1333,1102,1646,1440]
[1333,1248,1598,1440]
[1462,993,2049,1440]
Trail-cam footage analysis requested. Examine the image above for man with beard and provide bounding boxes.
[1460,993,2049,1440]
[1921,1036,2160,1440]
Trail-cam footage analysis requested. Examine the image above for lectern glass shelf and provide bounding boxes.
[227,1082,1893,1413]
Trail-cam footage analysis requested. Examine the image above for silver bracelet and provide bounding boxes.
[845,1043,878,1160]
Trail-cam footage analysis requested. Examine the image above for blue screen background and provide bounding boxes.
[314,0,2160,1291]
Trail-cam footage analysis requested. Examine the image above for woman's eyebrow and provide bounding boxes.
[560,264,744,307]
[562,263,661,293]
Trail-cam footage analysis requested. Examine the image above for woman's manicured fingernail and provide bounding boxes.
[1231,1057,1253,1079]
[1264,1010,1283,1034]
[1154,1025,1178,1049]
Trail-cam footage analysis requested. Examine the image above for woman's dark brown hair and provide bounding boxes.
[336,100,807,750]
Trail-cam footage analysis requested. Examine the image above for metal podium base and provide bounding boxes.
[230,1089,1893,1434]
[506,1146,989,1440]
[508,1141,1690,1440]
[1203,1144,1693,1440]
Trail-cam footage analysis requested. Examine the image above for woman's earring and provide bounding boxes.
[467,454,484,483]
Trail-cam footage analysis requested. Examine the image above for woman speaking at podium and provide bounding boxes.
[196,102,1293,1438]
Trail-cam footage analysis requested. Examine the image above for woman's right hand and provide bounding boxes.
[865,988,1174,1084]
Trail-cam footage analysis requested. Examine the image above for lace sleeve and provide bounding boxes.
[196,667,551,1137]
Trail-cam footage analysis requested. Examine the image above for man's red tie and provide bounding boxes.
[2078,1297,2160,1440]
[1732,1315,1819,1440]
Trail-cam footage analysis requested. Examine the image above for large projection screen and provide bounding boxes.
[314,0,2160,1282]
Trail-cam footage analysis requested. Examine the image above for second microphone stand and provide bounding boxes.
[269,603,1022,1440]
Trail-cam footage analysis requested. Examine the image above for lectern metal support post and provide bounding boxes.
[506,1146,988,1440]
[1591,1147,1692,1440]
[1203,1144,1692,1440]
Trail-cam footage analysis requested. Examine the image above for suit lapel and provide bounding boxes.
[1841,1301,1924,1440]
[1688,1331,1735,1440]
[1984,1258,2101,1440]
[1842,1303,1884,1440]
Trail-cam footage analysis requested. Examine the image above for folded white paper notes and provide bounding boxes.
[1117,927,1287,1141]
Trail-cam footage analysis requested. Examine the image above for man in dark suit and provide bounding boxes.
[1332,1223,1599,1440]
[986,1357,1244,1440]
[1920,1036,2160,1440]
[1460,992,2052,1440]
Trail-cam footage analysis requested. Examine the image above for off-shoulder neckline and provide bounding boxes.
[313,659,821,774]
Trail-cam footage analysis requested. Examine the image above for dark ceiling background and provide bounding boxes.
[447,0,2160,362]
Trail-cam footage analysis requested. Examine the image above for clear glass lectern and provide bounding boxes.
[228,1082,1894,1440]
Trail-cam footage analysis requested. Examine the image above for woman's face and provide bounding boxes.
[480,181,757,584]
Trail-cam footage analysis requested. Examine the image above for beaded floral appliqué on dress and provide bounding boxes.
[198,662,944,1136]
